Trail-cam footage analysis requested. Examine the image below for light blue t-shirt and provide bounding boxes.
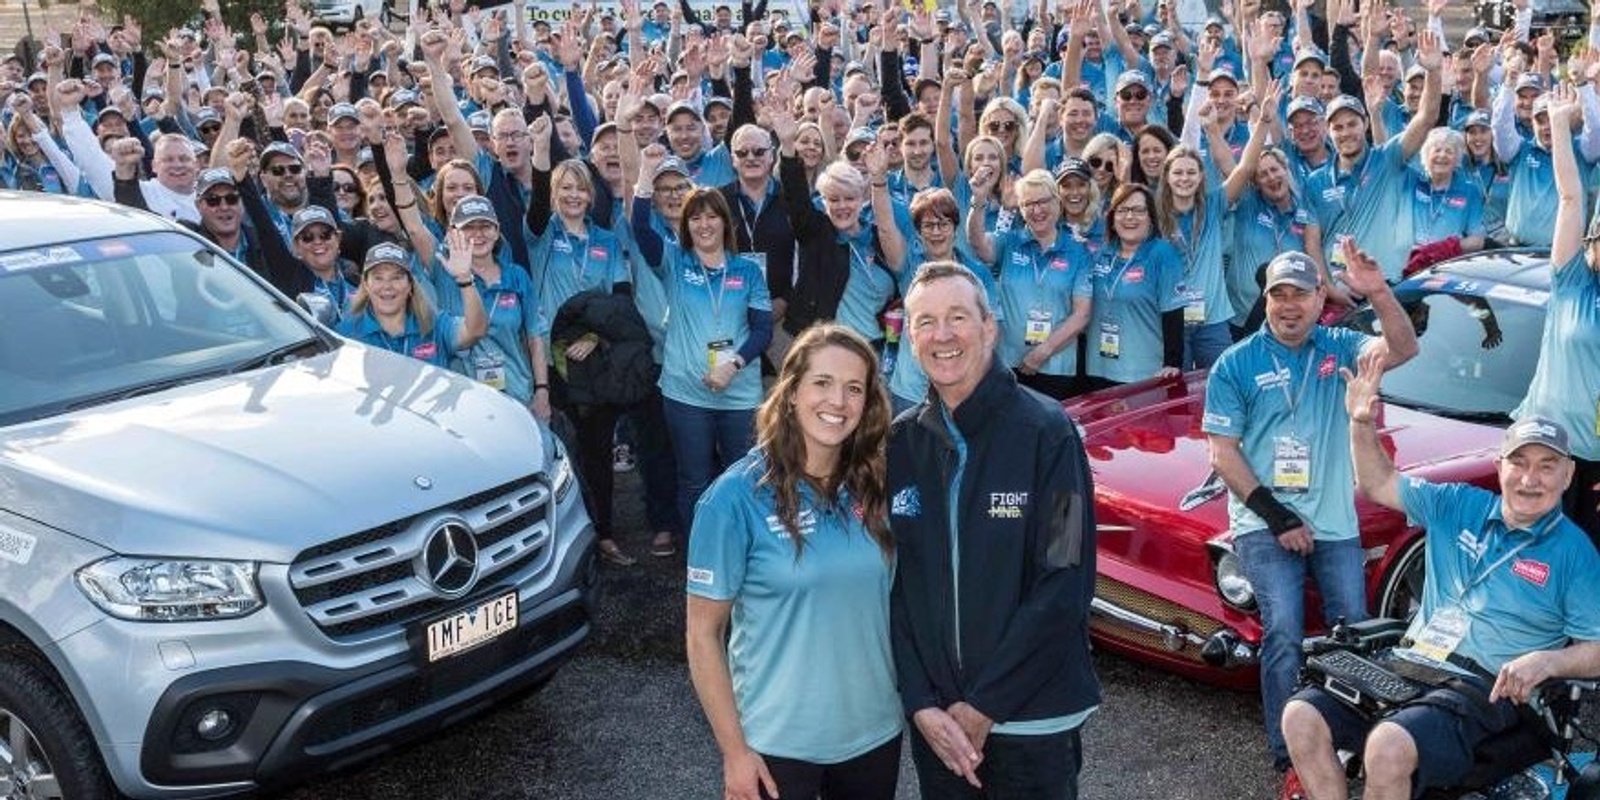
[1229,188,1317,326]
[338,309,464,371]
[1408,169,1485,246]
[993,226,1094,376]
[654,245,771,410]
[528,222,629,355]
[1514,252,1600,460]
[684,144,736,189]
[835,227,897,342]
[1085,237,1185,384]
[686,450,903,763]
[1504,137,1579,247]
[1202,325,1371,540]
[462,264,545,404]
[1304,136,1415,281]
[1169,186,1234,326]
[1395,478,1600,673]
[1466,158,1513,241]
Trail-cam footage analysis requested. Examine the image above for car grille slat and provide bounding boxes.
[1092,575,1227,665]
[289,475,550,638]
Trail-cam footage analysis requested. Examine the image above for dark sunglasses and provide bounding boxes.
[333,183,360,194]
[1118,89,1150,101]
[267,163,304,177]
[733,147,770,159]
[296,228,337,244]
[1088,156,1113,170]
[986,120,1018,133]
[198,124,222,134]
[201,192,240,207]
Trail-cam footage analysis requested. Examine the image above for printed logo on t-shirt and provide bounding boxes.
[725,275,745,289]
[1318,354,1337,379]
[1511,558,1550,588]
[687,567,715,585]
[765,509,817,539]
[412,342,439,360]
[683,269,707,286]
[497,293,519,308]
[1457,529,1488,561]
[1124,266,1145,284]
[1203,411,1232,429]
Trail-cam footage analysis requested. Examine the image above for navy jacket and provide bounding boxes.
[887,359,1101,725]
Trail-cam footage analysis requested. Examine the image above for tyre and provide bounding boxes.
[1375,537,1425,622]
[0,652,118,800]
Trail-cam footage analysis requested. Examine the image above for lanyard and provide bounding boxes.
[1099,242,1142,305]
[848,241,886,294]
[735,192,761,245]
[699,253,731,332]
[1268,345,1319,431]
[376,324,414,356]
[560,228,591,285]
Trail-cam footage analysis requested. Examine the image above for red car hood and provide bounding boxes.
[1067,373,1504,580]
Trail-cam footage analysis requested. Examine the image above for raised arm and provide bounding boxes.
[864,143,906,271]
[441,227,489,349]
[1548,83,1587,268]
[934,67,967,185]
[1397,29,1442,159]
[964,167,1000,265]
[1340,239,1419,370]
[421,29,480,162]
[1343,348,1402,510]
[1223,82,1277,204]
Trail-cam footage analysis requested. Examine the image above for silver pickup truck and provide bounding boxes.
[0,193,597,798]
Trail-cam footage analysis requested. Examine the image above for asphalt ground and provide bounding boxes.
[276,469,1279,800]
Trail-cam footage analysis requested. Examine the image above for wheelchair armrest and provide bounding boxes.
[1302,617,1410,656]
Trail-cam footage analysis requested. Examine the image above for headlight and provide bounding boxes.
[76,558,262,621]
[542,423,575,501]
[1214,551,1256,610]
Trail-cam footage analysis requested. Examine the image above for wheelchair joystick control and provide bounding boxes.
[1331,617,1352,645]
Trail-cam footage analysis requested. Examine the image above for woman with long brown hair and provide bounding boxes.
[686,323,900,800]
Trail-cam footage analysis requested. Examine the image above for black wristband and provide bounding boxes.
[1245,486,1303,536]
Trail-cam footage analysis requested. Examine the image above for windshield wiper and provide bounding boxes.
[1381,395,1511,424]
[228,336,327,374]
[62,373,219,412]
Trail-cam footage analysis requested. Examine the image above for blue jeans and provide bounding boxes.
[910,726,1082,800]
[662,397,755,533]
[1233,530,1367,769]
[1183,321,1232,371]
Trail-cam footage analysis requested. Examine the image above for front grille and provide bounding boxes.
[289,475,552,638]
[300,604,587,747]
[1092,575,1227,665]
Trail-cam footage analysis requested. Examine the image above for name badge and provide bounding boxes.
[1025,309,1053,346]
[1409,606,1469,664]
[1098,321,1121,359]
[707,338,735,369]
[1272,435,1311,493]
[472,351,507,391]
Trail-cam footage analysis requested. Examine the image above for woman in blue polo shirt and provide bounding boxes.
[1407,128,1486,267]
[339,238,486,369]
[1154,144,1232,369]
[686,323,900,800]
[968,168,1095,400]
[1085,183,1186,391]
[632,172,774,532]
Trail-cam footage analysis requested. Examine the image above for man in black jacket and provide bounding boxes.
[888,262,1100,799]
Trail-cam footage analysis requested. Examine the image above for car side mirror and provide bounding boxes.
[296,292,336,327]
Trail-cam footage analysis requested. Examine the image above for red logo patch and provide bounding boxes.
[412,342,439,360]
[1124,266,1145,284]
[852,502,865,521]
[1318,354,1337,379]
[1050,257,1068,271]
[1448,196,1467,208]
[725,276,745,289]
[1512,558,1550,587]
[588,246,609,260]
[497,293,519,308]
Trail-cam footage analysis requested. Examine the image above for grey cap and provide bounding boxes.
[1403,63,1427,83]
[25,72,45,86]
[1285,95,1324,121]
[1464,26,1493,46]
[844,127,877,148]
[195,167,237,196]
[1533,93,1552,118]
[390,89,420,108]
[1501,415,1571,459]
[1114,70,1151,94]
[1515,73,1545,94]
[259,141,303,167]
[329,102,360,124]
[290,205,338,239]
[844,60,868,76]
[1324,94,1367,121]
[450,194,499,228]
[96,105,127,122]
[651,156,693,181]
[1054,157,1092,183]
[666,100,703,122]
[470,55,500,75]
[1206,67,1240,87]
[1463,110,1491,130]
[704,95,733,110]
[90,52,119,69]
[1264,251,1320,292]
[362,241,411,273]
[194,107,222,128]
[1293,48,1327,70]
[1205,14,1226,30]
[1150,32,1175,51]
[467,110,492,132]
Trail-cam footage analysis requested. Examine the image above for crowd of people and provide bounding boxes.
[5,0,1600,796]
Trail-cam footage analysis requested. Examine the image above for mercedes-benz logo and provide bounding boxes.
[417,519,479,598]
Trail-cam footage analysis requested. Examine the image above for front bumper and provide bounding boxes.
[1090,573,1260,677]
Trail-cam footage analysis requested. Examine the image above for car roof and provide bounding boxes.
[1429,248,1552,293]
[0,191,181,252]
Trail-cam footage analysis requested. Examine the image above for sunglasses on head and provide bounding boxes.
[1118,89,1149,101]
[733,147,769,159]
[296,228,337,244]
[267,163,304,177]
[201,192,240,207]
[986,120,1018,133]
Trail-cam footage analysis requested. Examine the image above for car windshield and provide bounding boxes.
[0,231,325,426]
[1338,279,1546,421]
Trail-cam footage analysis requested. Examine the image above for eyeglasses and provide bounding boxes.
[201,192,240,207]
[1021,197,1056,212]
[1088,156,1113,171]
[333,183,360,194]
[1113,205,1149,217]
[266,163,304,177]
[733,147,770,159]
[985,120,1018,133]
[655,182,692,195]
[1118,89,1149,101]
[296,228,338,243]
[492,129,530,141]
[918,218,954,232]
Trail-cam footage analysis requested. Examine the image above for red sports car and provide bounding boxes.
[1065,250,1553,690]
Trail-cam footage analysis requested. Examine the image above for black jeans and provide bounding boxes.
[910,726,1083,800]
[759,735,902,800]
[550,375,625,539]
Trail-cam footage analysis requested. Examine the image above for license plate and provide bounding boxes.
[425,592,518,662]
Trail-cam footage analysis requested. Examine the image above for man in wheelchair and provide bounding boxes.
[1280,352,1600,800]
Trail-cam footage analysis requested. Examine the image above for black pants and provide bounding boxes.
[551,375,625,540]
[759,735,902,800]
[1014,369,1080,401]
[1566,455,1600,551]
[910,726,1083,800]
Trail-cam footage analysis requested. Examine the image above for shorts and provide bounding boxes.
[1290,680,1521,797]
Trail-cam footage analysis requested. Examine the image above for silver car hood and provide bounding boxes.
[0,344,544,563]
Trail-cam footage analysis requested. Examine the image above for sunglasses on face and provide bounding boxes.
[267,163,304,177]
[733,147,770,159]
[333,182,360,194]
[986,120,1018,133]
[296,228,337,244]
[1118,89,1149,101]
[201,192,240,207]
[198,124,221,135]
[1088,156,1113,170]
